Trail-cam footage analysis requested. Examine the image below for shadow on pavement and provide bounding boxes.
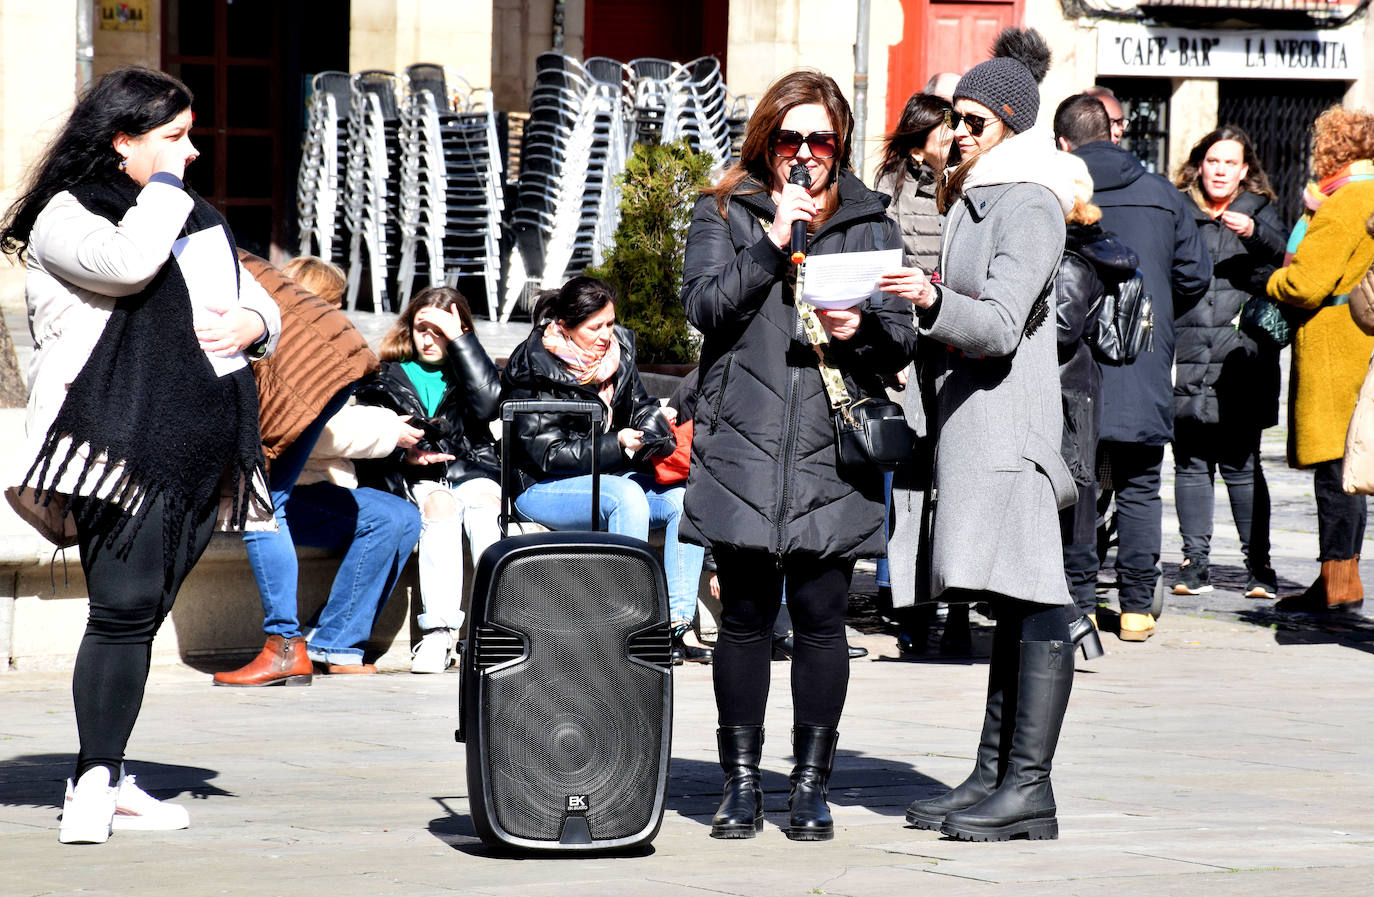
[0,753,232,809]
[425,747,947,853]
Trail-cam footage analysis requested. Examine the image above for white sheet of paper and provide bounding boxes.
[173,225,247,378]
[800,248,902,310]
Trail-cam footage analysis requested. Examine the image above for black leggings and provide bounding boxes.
[712,547,853,729]
[71,493,218,780]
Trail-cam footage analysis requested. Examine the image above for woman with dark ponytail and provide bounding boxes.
[499,277,708,660]
[2,66,279,843]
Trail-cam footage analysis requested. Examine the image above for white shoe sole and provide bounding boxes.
[111,809,190,831]
[59,821,112,844]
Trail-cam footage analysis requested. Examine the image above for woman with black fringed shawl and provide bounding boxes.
[0,67,280,845]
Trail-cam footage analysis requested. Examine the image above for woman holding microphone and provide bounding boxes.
[680,70,915,842]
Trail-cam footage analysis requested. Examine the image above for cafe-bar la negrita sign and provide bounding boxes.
[1098,22,1361,80]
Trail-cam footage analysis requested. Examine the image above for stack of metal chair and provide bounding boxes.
[662,56,733,168]
[395,63,505,318]
[503,52,629,322]
[343,70,403,312]
[626,57,675,147]
[296,71,352,267]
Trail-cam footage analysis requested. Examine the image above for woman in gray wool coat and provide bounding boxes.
[880,28,1080,842]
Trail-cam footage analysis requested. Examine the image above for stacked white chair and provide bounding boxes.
[396,63,505,318]
[295,71,351,266]
[343,70,402,312]
[503,53,629,321]
[662,56,733,169]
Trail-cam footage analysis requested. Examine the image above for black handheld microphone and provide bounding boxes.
[788,163,811,265]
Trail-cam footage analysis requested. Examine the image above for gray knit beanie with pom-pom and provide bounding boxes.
[954,28,1051,134]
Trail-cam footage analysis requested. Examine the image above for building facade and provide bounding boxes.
[0,0,1368,302]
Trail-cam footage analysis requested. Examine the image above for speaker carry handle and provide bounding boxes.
[499,399,605,539]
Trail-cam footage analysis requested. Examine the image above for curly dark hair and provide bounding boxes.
[0,66,193,259]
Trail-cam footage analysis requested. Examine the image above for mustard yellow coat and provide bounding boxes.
[1268,179,1374,468]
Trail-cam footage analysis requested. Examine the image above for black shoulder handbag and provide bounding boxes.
[796,294,912,470]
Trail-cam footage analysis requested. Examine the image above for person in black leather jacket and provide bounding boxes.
[354,286,502,673]
[1169,126,1285,599]
[499,276,705,643]
[1053,154,1139,623]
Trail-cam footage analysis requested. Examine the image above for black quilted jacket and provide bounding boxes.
[679,170,915,559]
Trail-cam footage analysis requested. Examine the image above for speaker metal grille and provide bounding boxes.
[482,549,666,843]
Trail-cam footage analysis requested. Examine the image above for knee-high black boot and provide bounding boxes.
[711,726,765,839]
[786,725,838,841]
[941,640,1074,841]
[905,620,1017,829]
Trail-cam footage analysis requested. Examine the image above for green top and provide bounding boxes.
[400,359,452,417]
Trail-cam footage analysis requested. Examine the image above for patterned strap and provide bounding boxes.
[760,214,854,416]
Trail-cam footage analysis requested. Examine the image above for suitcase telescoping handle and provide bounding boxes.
[499,399,605,539]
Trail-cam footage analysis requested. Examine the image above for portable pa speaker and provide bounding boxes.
[456,400,673,853]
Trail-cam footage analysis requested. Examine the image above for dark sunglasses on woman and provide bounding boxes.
[944,109,991,137]
[768,129,840,159]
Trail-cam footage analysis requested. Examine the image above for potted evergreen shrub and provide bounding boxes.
[585,139,714,375]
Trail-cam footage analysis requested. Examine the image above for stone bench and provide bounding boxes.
[1,410,719,673]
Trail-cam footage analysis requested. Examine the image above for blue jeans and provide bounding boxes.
[243,387,351,640]
[287,483,421,663]
[514,471,706,623]
[874,470,893,588]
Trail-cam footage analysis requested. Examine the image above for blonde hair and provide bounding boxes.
[282,256,346,308]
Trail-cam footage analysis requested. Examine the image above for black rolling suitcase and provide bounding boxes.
[456,399,673,853]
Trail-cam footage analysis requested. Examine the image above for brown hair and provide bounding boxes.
[1311,105,1374,182]
[876,92,951,188]
[1174,125,1276,205]
[705,70,854,227]
[281,255,346,308]
[378,285,477,363]
[935,117,1011,214]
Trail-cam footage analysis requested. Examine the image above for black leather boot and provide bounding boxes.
[786,725,839,841]
[1068,614,1104,660]
[710,726,765,838]
[941,640,1074,841]
[905,621,1017,829]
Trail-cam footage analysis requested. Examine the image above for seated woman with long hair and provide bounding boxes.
[354,286,504,673]
[499,276,708,661]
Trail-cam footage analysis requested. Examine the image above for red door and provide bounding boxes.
[886,0,1019,130]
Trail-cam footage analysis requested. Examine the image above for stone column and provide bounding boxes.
[1169,77,1218,180]
[0,0,79,313]
[350,0,493,89]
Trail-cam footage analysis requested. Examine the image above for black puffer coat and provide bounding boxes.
[353,331,502,496]
[1054,223,1138,486]
[499,324,663,494]
[1173,190,1285,431]
[1074,141,1212,446]
[680,170,915,559]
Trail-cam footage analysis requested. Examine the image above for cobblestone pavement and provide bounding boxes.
[3,310,1372,897]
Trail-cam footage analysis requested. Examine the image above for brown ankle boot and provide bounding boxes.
[212,635,313,687]
[1276,558,1365,613]
[1324,557,1364,610]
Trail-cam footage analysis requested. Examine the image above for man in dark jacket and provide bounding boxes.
[1054,95,1213,642]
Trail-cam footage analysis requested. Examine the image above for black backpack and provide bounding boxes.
[1087,269,1153,364]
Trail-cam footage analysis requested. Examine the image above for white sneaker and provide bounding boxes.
[59,767,117,844]
[411,628,453,674]
[111,773,190,831]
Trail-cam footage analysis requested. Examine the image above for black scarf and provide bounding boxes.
[21,174,268,569]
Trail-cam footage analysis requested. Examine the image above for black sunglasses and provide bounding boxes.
[768,129,840,159]
[944,109,993,138]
